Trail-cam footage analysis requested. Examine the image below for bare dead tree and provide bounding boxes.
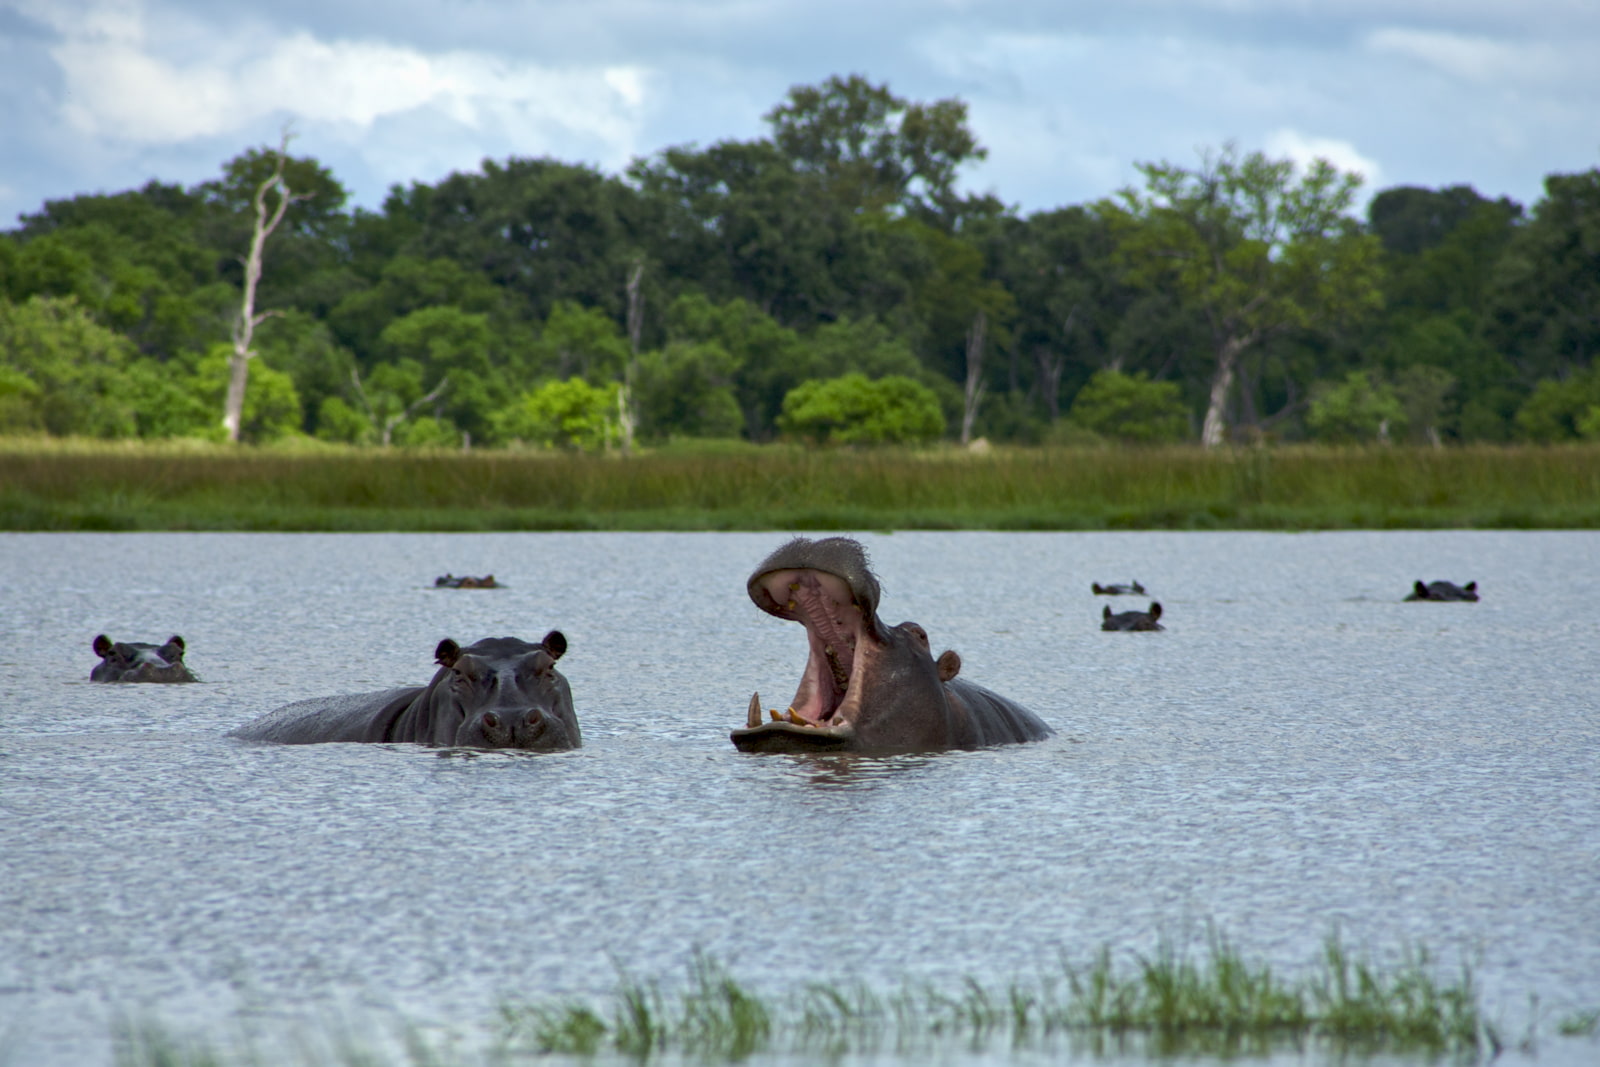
[349,367,450,447]
[961,309,988,445]
[223,129,312,443]
[619,257,645,455]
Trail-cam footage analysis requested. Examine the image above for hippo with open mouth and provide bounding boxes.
[229,632,578,750]
[731,537,1053,754]
[1405,580,1479,602]
[90,634,198,683]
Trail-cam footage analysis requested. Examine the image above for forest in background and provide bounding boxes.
[2,74,1597,452]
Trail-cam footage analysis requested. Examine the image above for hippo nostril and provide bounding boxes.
[524,709,543,725]
[483,712,501,729]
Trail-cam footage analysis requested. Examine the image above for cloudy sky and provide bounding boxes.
[2,0,1596,227]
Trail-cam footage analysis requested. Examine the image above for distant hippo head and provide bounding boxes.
[1101,602,1164,631]
[732,537,1052,754]
[1405,580,1479,602]
[421,632,578,750]
[90,634,198,683]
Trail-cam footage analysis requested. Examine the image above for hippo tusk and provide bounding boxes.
[786,708,806,726]
[770,708,782,722]
[747,692,762,728]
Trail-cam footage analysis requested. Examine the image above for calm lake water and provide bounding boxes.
[2,530,1598,1065]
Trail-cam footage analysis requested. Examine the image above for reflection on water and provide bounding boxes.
[1,530,1598,1065]
[772,751,952,791]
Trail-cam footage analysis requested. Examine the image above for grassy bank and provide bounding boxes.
[4,438,1599,531]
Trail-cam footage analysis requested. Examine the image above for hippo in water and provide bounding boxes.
[91,634,198,683]
[1102,602,1164,631]
[731,537,1053,754]
[435,573,499,589]
[1092,580,1146,595]
[1405,580,1479,602]
[229,632,578,750]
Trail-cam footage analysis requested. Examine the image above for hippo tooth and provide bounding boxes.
[769,709,782,722]
[786,708,807,726]
[747,693,762,728]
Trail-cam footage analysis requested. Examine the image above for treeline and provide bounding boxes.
[1,74,1597,449]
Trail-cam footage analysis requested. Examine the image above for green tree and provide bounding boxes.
[0,295,140,436]
[1102,145,1383,446]
[1306,371,1404,443]
[1513,366,1600,442]
[376,305,498,441]
[314,395,375,445]
[192,344,303,443]
[493,378,619,451]
[777,373,945,445]
[327,255,509,364]
[764,74,988,222]
[535,301,631,383]
[632,139,918,330]
[634,341,744,440]
[1066,369,1189,443]
[393,157,640,325]
[1484,168,1600,386]
[1392,363,1457,445]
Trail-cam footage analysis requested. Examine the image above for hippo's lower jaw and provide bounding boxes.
[730,719,857,753]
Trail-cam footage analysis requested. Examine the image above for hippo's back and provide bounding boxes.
[229,687,423,745]
[946,678,1054,748]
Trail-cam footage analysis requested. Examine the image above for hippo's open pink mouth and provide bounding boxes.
[739,566,871,739]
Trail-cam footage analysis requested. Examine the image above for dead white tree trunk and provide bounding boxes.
[619,258,644,455]
[1199,334,1252,448]
[960,309,988,446]
[223,131,311,443]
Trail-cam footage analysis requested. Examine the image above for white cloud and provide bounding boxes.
[1364,27,1565,85]
[1264,129,1381,187]
[38,0,656,168]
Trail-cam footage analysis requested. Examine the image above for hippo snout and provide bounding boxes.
[459,705,562,750]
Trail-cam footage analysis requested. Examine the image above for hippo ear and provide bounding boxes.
[1414,580,1428,596]
[1149,602,1162,620]
[93,634,113,657]
[936,649,962,682]
[1102,604,1111,619]
[541,630,567,661]
[435,639,461,667]
[1464,581,1477,592]
[166,635,185,652]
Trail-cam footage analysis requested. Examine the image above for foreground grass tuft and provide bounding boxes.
[501,931,1503,1061]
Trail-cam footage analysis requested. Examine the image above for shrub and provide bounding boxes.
[1065,369,1188,443]
[494,378,619,451]
[777,373,945,445]
[1307,371,1405,443]
[1514,367,1600,442]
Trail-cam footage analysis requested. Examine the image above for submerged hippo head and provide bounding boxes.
[91,634,198,683]
[1405,580,1479,602]
[425,632,578,750]
[1101,601,1164,631]
[732,537,1052,754]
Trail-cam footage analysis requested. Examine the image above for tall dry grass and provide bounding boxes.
[3,438,1597,530]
